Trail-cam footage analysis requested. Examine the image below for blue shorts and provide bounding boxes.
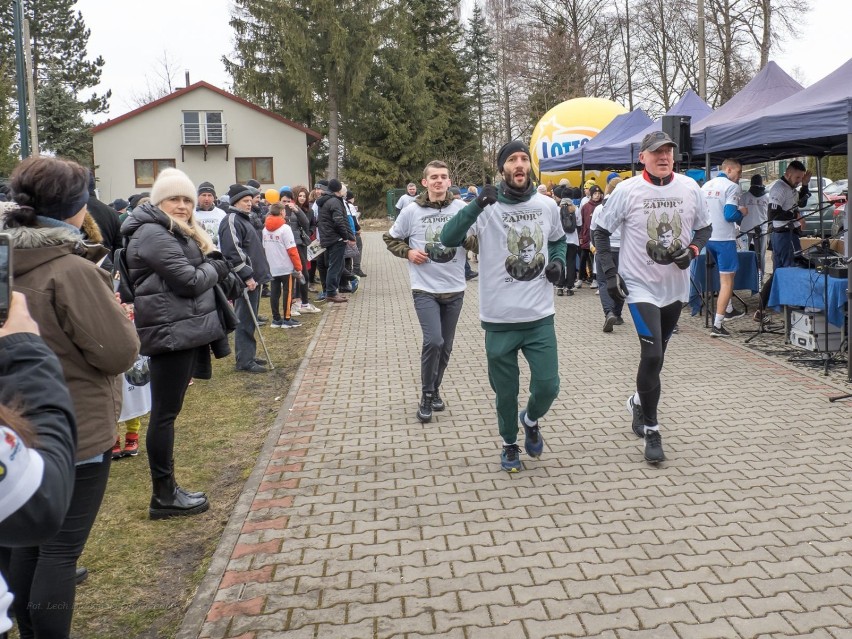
[706,240,739,273]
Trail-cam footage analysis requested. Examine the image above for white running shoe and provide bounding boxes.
[299,303,321,314]
[290,304,301,317]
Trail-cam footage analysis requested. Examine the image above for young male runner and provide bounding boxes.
[384,161,475,423]
[594,131,712,464]
[441,141,567,473]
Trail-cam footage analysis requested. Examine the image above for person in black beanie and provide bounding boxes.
[441,140,567,473]
[218,184,272,372]
[85,172,122,261]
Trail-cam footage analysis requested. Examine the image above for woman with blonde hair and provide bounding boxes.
[121,168,230,519]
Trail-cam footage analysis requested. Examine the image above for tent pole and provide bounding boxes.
[847,128,851,384]
[817,156,825,237]
[705,154,711,183]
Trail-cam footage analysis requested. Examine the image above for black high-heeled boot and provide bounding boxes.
[149,476,209,520]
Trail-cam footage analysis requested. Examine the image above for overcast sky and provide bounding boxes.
[77,0,852,123]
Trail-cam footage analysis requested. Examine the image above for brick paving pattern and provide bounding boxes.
[178,232,852,639]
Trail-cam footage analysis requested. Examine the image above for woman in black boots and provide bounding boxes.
[122,168,230,519]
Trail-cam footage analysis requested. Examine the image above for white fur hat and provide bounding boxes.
[150,168,197,209]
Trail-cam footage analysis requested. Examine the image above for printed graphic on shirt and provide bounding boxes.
[424,222,456,263]
[645,206,683,264]
[505,223,545,281]
[124,355,151,387]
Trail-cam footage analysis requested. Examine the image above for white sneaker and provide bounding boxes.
[299,303,321,314]
[290,304,301,317]
[589,280,598,289]
[574,281,582,289]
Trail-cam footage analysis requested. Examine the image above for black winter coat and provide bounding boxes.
[287,205,311,246]
[121,203,225,356]
[317,193,355,247]
[218,207,271,284]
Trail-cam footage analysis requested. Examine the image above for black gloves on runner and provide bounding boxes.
[476,184,498,208]
[671,245,696,270]
[545,260,564,285]
[606,272,629,303]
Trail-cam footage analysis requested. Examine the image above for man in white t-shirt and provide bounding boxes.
[194,181,225,248]
[594,131,712,464]
[384,161,474,424]
[441,140,567,473]
[394,183,418,217]
[738,174,770,279]
[701,159,748,337]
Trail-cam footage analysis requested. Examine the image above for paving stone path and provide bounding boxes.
[178,231,852,639]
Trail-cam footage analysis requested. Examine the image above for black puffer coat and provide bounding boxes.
[317,193,355,247]
[121,203,225,356]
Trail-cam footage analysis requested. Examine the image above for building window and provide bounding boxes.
[235,157,273,184]
[134,159,176,188]
[182,111,227,145]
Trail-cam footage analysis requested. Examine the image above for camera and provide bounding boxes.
[0,233,12,327]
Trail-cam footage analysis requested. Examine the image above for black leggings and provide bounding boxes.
[627,301,682,426]
[559,244,578,288]
[147,348,197,481]
[579,248,593,281]
[270,274,294,321]
[4,453,111,639]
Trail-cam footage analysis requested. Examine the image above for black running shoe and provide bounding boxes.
[520,410,543,458]
[431,390,445,411]
[710,325,731,338]
[501,444,522,472]
[614,315,624,325]
[723,308,745,321]
[626,395,644,438]
[644,429,665,463]
[417,392,433,423]
[603,312,617,333]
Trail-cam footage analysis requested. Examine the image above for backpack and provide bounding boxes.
[560,200,577,234]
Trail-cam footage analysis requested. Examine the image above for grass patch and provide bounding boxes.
[60,305,322,639]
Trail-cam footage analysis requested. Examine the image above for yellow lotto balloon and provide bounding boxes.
[264,189,280,204]
[530,97,628,189]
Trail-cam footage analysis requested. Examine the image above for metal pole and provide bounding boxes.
[22,19,38,155]
[12,0,30,158]
[241,289,274,369]
[816,156,824,237]
[847,126,851,383]
[697,0,707,100]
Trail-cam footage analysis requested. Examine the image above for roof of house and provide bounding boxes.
[91,81,322,141]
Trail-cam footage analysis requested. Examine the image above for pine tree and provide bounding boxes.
[464,3,496,181]
[0,66,18,176]
[226,0,381,179]
[0,0,108,160]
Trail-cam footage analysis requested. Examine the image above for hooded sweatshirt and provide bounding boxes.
[263,214,303,276]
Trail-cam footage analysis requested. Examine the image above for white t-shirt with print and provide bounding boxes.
[597,173,710,307]
[768,178,802,229]
[195,208,226,248]
[702,174,741,241]
[263,222,298,277]
[471,193,564,324]
[395,193,417,211]
[389,199,468,294]
[740,191,769,233]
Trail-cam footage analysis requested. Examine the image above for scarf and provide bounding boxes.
[499,179,537,203]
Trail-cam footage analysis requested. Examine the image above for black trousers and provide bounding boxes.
[3,453,111,639]
[559,244,578,288]
[147,348,197,481]
[270,274,294,321]
[627,301,682,426]
[295,245,309,304]
[324,241,346,296]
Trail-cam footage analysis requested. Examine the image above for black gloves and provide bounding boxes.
[545,260,564,285]
[476,184,498,208]
[208,258,230,280]
[671,246,696,270]
[606,272,629,303]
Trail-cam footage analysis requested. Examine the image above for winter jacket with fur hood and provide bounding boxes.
[4,217,140,461]
[121,203,226,356]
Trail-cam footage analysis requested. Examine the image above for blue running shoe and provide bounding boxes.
[350,278,359,293]
[501,444,522,472]
[520,410,543,458]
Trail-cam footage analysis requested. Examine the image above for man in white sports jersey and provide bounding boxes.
[384,161,475,424]
[441,140,567,473]
[701,159,749,337]
[594,131,712,464]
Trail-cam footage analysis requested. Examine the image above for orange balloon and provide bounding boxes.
[264,189,280,204]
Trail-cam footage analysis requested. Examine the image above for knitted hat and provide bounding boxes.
[227,183,255,205]
[606,172,620,183]
[246,179,261,189]
[150,168,197,209]
[583,179,596,189]
[327,178,343,194]
[111,198,129,211]
[128,192,150,210]
[497,140,530,172]
[750,174,764,186]
[197,181,216,196]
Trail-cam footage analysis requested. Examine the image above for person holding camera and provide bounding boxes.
[1,156,140,637]
[122,168,231,519]
[0,293,78,639]
[594,131,711,464]
[441,140,567,473]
